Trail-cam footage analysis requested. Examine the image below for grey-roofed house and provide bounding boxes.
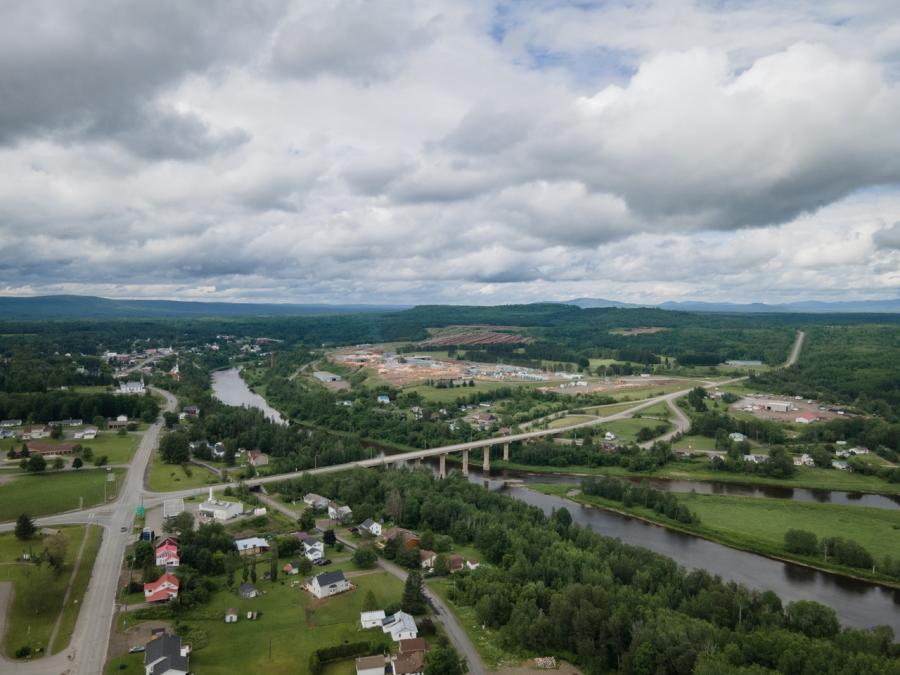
[307,570,351,599]
[238,582,258,599]
[143,632,190,675]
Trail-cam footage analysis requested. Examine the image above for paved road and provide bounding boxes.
[257,494,486,674]
[785,330,806,367]
[0,387,177,675]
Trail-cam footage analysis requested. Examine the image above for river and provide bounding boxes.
[209,372,900,634]
[211,368,287,426]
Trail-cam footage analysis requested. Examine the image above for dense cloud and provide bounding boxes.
[0,0,898,304]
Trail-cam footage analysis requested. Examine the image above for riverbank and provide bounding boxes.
[531,484,900,590]
[495,458,900,496]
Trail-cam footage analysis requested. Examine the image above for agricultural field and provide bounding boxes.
[78,431,141,464]
[678,493,900,561]
[0,469,125,521]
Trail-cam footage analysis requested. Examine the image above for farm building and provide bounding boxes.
[313,371,342,382]
[763,401,791,413]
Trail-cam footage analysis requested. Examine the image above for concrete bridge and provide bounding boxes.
[144,377,747,506]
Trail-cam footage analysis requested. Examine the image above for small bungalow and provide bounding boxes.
[466,559,480,571]
[728,432,746,442]
[235,537,270,556]
[360,609,387,629]
[225,608,238,623]
[356,655,387,675]
[238,583,258,599]
[448,554,465,573]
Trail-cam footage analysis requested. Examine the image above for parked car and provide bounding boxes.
[128,646,145,654]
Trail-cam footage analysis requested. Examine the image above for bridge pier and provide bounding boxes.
[483,446,490,473]
[439,453,447,479]
[415,458,422,469]
[503,442,509,461]
[462,449,469,476]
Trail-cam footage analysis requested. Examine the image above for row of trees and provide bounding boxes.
[581,476,700,524]
[0,390,158,424]
[784,529,900,580]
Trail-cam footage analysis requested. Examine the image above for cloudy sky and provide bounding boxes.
[2,0,900,305]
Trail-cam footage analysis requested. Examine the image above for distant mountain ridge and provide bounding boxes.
[566,297,900,313]
[0,295,410,319]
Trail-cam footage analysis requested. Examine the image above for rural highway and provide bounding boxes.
[0,386,177,675]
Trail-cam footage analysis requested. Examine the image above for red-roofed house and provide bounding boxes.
[794,413,818,425]
[247,449,269,467]
[144,572,180,603]
[155,539,180,568]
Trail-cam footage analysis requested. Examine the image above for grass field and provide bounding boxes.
[80,431,141,464]
[672,435,719,451]
[633,401,672,419]
[0,525,99,658]
[679,493,900,560]
[50,525,102,654]
[606,382,694,402]
[178,569,404,674]
[0,469,125,521]
[546,414,596,429]
[602,417,671,443]
[580,401,646,416]
[147,454,222,492]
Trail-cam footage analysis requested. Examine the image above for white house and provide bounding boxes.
[604,431,617,441]
[832,460,850,471]
[360,610,387,629]
[377,395,391,404]
[793,453,815,467]
[119,379,145,395]
[225,608,238,623]
[359,518,382,537]
[382,611,418,641]
[794,414,817,424]
[304,538,325,562]
[143,632,190,675]
[198,488,243,521]
[466,559,480,571]
[420,550,436,569]
[307,570,351,599]
[728,432,746,442]
[328,503,353,522]
[849,447,870,455]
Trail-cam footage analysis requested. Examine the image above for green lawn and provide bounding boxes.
[546,414,596,429]
[50,525,103,654]
[79,431,141,464]
[0,525,96,658]
[580,401,647,416]
[672,435,719,451]
[175,570,404,674]
[0,469,126,521]
[603,417,671,443]
[147,454,222,492]
[633,401,671,419]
